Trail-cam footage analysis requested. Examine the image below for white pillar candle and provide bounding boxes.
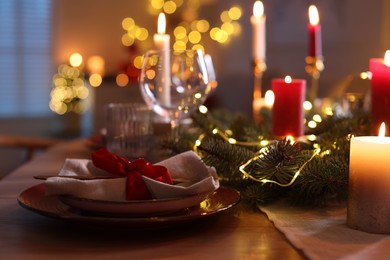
[251,1,266,62]
[347,123,390,233]
[153,13,171,107]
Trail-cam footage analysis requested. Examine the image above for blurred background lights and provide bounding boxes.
[124,1,243,60]
[116,73,129,87]
[69,53,83,67]
[89,74,103,87]
[303,101,313,111]
[50,54,90,115]
[264,90,275,107]
[86,55,105,76]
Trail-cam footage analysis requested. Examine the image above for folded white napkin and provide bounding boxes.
[45,151,219,201]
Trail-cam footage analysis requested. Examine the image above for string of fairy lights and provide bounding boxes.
[193,104,342,187]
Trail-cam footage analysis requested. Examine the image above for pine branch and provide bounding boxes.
[252,139,307,183]
[288,154,349,205]
[160,109,370,208]
[197,137,256,180]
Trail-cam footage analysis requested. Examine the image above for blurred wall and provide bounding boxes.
[53,0,389,118]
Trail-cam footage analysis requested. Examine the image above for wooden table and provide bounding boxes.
[0,139,305,259]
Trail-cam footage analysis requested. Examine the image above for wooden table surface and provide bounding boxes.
[0,139,305,259]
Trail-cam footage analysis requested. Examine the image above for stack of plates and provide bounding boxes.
[18,183,240,229]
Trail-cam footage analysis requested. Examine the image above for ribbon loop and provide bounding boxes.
[91,148,173,200]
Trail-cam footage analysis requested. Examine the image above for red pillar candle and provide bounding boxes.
[308,5,322,57]
[370,50,390,132]
[272,76,306,137]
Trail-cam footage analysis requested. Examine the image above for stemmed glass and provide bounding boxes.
[139,49,211,139]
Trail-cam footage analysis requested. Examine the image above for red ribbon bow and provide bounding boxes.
[91,148,173,200]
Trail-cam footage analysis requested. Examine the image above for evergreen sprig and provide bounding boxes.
[159,109,370,207]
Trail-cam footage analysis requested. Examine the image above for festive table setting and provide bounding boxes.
[3,1,390,259]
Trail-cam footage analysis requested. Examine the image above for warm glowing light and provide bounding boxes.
[303,101,313,110]
[210,27,219,40]
[286,136,295,143]
[196,20,210,32]
[228,6,242,20]
[133,56,144,69]
[228,138,237,144]
[308,135,317,141]
[379,122,386,142]
[194,93,202,99]
[215,29,228,43]
[308,120,317,128]
[136,28,149,41]
[89,74,102,87]
[173,41,187,51]
[87,56,105,75]
[260,140,269,146]
[151,0,164,10]
[220,11,231,23]
[309,5,319,26]
[384,50,390,67]
[231,21,242,36]
[121,33,135,46]
[221,22,234,35]
[163,1,177,14]
[188,30,201,44]
[199,105,208,114]
[324,107,333,116]
[174,26,187,39]
[157,13,166,34]
[122,17,135,30]
[192,44,204,52]
[253,1,264,18]
[284,75,292,84]
[360,71,369,80]
[69,53,83,67]
[313,114,322,122]
[264,90,275,107]
[116,73,129,87]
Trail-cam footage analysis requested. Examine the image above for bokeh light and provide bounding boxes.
[49,63,90,115]
[89,73,103,87]
[69,53,83,67]
[116,73,129,87]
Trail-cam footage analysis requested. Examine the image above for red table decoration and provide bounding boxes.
[370,51,390,133]
[91,148,173,200]
[272,77,306,137]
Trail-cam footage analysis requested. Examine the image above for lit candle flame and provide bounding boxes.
[309,5,319,26]
[157,13,166,34]
[384,50,390,67]
[253,1,264,18]
[284,75,292,84]
[379,122,386,143]
[264,90,275,107]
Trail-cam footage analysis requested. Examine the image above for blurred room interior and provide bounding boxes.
[0,0,388,175]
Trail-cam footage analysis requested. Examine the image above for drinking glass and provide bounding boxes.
[204,54,218,95]
[105,103,154,159]
[139,49,211,138]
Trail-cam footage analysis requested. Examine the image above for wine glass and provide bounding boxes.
[139,49,211,138]
[204,54,218,95]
